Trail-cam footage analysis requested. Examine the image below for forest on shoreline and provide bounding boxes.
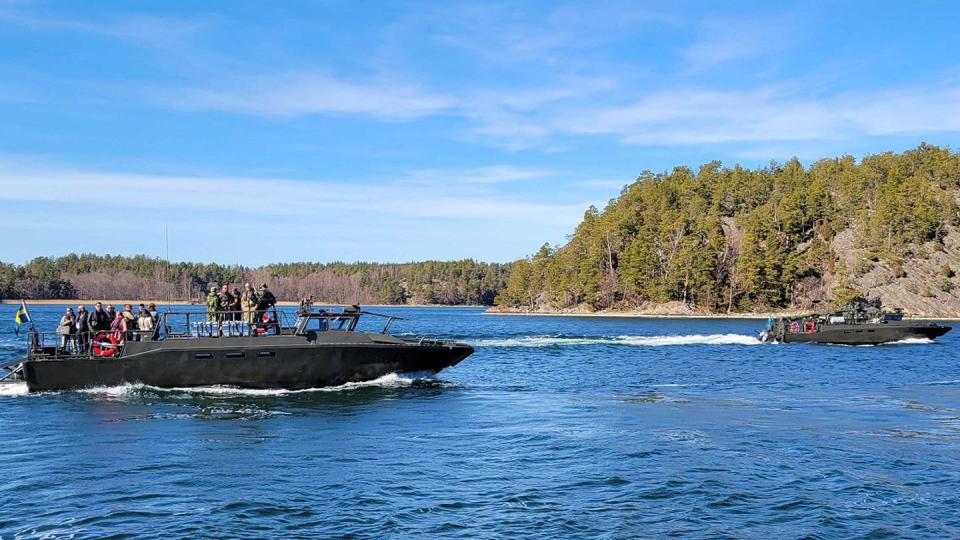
[496,144,960,315]
[7,145,960,314]
[0,255,510,306]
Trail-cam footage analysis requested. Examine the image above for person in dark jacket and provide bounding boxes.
[257,284,277,310]
[255,284,277,332]
[90,302,112,332]
[218,285,235,321]
[230,287,242,321]
[148,303,160,340]
[75,305,90,353]
[105,304,118,324]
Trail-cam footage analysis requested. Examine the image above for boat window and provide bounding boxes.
[195,353,213,359]
[302,317,329,332]
[257,351,275,358]
[225,352,245,358]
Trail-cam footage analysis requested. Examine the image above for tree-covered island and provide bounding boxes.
[494,144,960,317]
[5,145,960,316]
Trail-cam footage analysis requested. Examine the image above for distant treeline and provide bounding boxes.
[0,255,511,305]
[497,144,960,312]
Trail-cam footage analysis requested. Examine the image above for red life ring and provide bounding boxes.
[804,322,816,334]
[92,331,119,357]
[255,312,270,335]
[788,321,800,333]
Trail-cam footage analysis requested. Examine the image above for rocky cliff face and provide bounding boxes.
[834,228,960,317]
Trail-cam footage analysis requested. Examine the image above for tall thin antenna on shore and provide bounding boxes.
[165,224,172,307]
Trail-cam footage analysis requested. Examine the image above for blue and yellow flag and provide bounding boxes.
[14,299,30,336]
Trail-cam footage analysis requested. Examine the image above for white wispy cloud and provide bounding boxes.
[405,165,551,185]
[0,159,583,226]
[172,72,456,120]
[551,81,960,145]
[681,18,787,73]
[0,158,594,263]
[0,6,203,49]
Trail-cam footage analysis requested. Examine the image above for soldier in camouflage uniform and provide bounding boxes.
[241,282,259,324]
[206,286,221,322]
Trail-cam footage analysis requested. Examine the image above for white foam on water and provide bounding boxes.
[884,337,935,345]
[0,382,29,396]
[73,372,435,398]
[474,333,762,348]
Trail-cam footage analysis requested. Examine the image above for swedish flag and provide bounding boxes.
[14,299,30,336]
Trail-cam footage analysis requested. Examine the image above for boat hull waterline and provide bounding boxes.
[23,336,473,392]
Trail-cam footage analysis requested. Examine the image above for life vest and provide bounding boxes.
[92,331,119,357]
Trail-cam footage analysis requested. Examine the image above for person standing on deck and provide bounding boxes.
[110,311,128,344]
[256,284,277,330]
[137,307,154,339]
[75,305,90,353]
[219,285,235,322]
[241,283,258,324]
[57,307,76,353]
[122,304,138,330]
[206,286,221,322]
[230,287,242,321]
[257,284,276,311]
[90,302,111,331]
[148,303,160,340]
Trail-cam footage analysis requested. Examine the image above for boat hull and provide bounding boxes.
[23,338,473,392]
[772,323,950,345]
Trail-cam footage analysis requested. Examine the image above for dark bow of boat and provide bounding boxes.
[9,307,473,392]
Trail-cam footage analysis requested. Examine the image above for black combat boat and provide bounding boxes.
[1,307,473,392]
[760,298,951,345]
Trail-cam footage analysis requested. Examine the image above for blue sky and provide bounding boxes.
[1,1,959,266]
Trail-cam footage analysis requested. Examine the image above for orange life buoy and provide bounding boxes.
[92,331,119,357]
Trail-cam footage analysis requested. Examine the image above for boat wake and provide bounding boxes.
[0,381,29,397]
[1,372,442,398]
[884,337,935,345]
[839,337,937,347]
[474,333,762,348]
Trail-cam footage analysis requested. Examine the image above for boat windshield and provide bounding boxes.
[296,312,359,333]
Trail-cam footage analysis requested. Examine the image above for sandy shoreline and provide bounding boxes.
[483,309,960,321]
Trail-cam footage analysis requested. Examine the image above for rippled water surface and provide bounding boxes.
[1,305,958,538]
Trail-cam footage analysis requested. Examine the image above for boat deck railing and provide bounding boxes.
[25,306,418,359]
[26,329,156,359]
[161,309,293,339]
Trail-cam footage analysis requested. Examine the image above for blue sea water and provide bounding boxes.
[1,304,958,538]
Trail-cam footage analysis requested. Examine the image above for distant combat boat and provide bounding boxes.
[1,307,473,392]
[759,298,951,345]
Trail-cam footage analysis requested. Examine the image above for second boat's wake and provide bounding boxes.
[473,333,762,348]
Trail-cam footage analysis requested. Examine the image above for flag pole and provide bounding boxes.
[21,297,35,333]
